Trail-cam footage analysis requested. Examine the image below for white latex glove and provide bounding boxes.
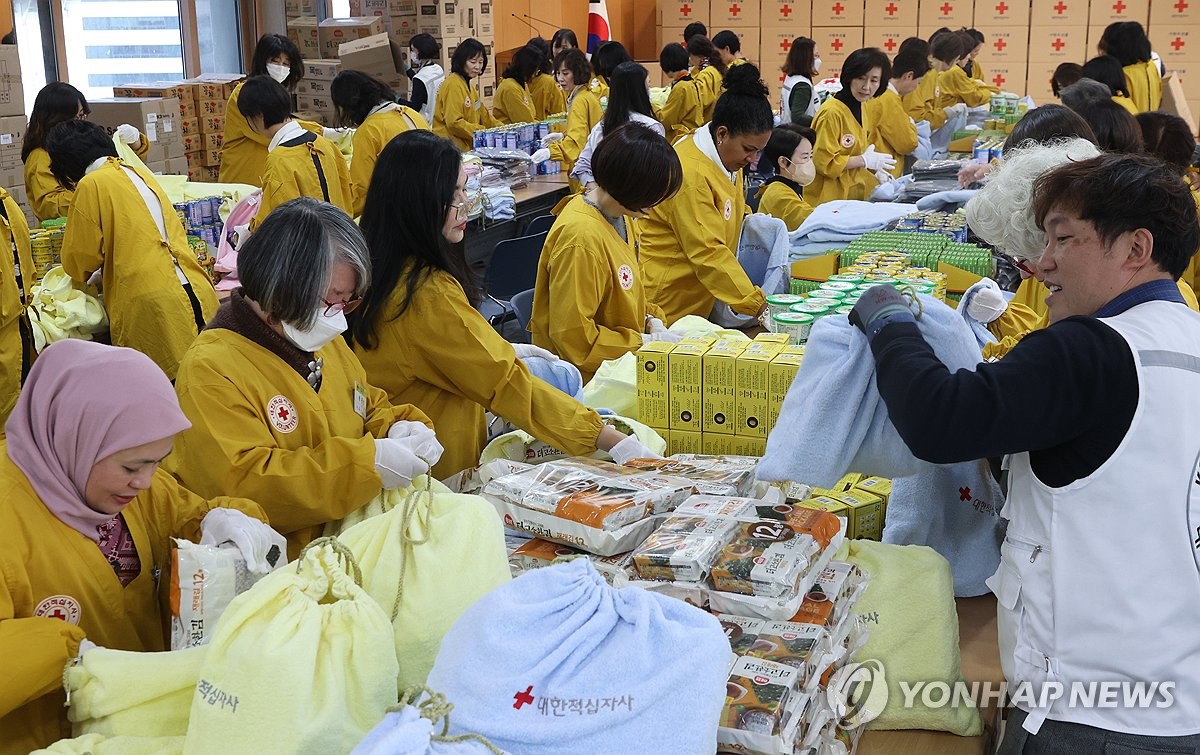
[641,330,686,344]
[322,127,348,139]
[78,639,98,656]
[541,132,565,145]
[646,316,669,334]
[860,145,896,173]
[386,420,444,467]
[528,147,551,164]
[874,169,892,184]
[512,343,559,361]
[608,433,662,465]
[965,278,1008,324]
[374,437,429,489]
[200,508,288,575]
[944,102,968,118]
[86,269,102,289]
[116,124,141,144]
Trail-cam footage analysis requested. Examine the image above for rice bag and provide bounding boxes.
[621,454,758,497]
[711,521,824,598]
[169,539,264,650]
[719,656,810,755]
[631,516,740,582]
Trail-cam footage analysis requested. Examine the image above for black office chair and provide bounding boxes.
[484,231,548,300]
[510,288,535,332]
[525,214,555,236]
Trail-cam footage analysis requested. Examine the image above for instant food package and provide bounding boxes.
[170,539,264,649]
[621,454,759,497]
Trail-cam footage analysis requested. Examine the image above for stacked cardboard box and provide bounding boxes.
[1150,0,1200,120]
[297,58,343,127]
[88,97,187,176]
[286,0,321,59]
[0,115,28,224]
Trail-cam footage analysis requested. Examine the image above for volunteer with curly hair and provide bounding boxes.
[640,64,772,324]
[433,38,498,151]
[808,48,897,205]
[349,130,652,478]
[331,70,429,217]
[0,340,281,753]
[531,124,684,380]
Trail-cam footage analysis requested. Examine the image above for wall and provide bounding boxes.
[495,0,657,60]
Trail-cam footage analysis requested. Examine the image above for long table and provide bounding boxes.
[464,174,571,277]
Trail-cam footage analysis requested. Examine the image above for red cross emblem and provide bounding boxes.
[1174,36,1187,51]
[267,395,299,433]
[994,37,1007,51]
[939,1,953,13]
[513,686,535,709]
[729,2,742,15]
[959,487,972,501]
[992,73,1006,87]
[885,2,898,13]
[832,1,845,13]
[780,38,792,51]
[831,37,845,51]
[996,0,1009,12]
[680,2,692,14]
[1051,37,1066,51]
[884,37,898,51]
[781,3,793,15]
[1113,0,1126,11]
[1176,0,1189,12]
[617,264,635,290]
[1053,0,1067,12]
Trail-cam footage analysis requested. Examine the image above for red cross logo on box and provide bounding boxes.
[831,37,845,51]
[995,0,1009,12]
[885,2,898,13]
[1176,0,1189,13]
[1053,0,1067,12]
[1051,36,1066,51]
[1113,0,1127,11]
[1173,36,1187,50]
[781,3,794,16]
[832,1,845,13]
[992,73,1006,87]
[884,37,898,51]
[780,38,792,52]
[994,37,1007,51]
[680,2,692,15]
[730,2,742,15]
[939,1,953,14]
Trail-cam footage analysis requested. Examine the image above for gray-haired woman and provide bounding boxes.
[167,198,441,559]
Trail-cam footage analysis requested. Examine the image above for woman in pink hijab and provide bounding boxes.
[0,339,283,753]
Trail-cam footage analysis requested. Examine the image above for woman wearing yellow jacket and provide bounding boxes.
[756,125,817,232]
[641,65,772,324]
[492,44,540,124]
[237,76,353,228]
[687,35,727,123]
[350,131,651,478]
[898,38,948,131]
[48,121,218,381]
[546,48,604,191]
[433,38,497,151]
[219,34,322,185]
[0,339,281,753]
[865,80,919,180]
[588,40,632,108]
[0,187,33,426]
[170,199,437,557]
[936,32,998,109]
[21,83,149,223]
[331,70,430,217]
[531,124,684,381]
[656,43,705,142]
[1099,22,1162,112]
[527,37,565,118]
[809,48,898,206]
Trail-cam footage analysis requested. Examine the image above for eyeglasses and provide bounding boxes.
[321,296,362,316]
[452,191,484,220]
[1005,254,1037,277]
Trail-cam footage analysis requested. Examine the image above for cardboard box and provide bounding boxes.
[810,27,865,78]
[918,0,975,28]
[288,17,322,59]
[303,58,343,81]
[1157,25,1200,65]
[294,110,333,127]
[162,156,190,175]
[88,98,182,147]
[864,26,915,54]
[659,25,687,52]
[1089,0,1147,24]
[467,1,495,37]
[199,114,225,135]
[1026,60,1060,101]
[0,116,27,161]
[703,340,746,434]
[203,133,224,151]
[734,343,783,437]
[668,429,705,455]
[187,74,244,100]
[767,347,804,433]
[295,78,332,98]
[712,0,763,26]
[813,0,866,26]
[702,432,738,455]
[725,28,762,63]
[732,436,767,456]
[390,0,418,12]
[0,165,24,193]
[659,0,711,26]
[351,0,390,16]
[0,46,23,118]
[178,116,200,136]
[798,496,850,520]
[763,0,813,25]
[1027,25,1086,60]
[866,0,918,24]
[194,98,224,118]
[182,133,204,154]
[668,342,708,432]
[855,476,892,516]
[977,26,1029,62]
[188,165,222,182]
[113,82,196,105]
[975,0,1031,25]
[836,489,884,539]
[760,29,806,68]
[286,0,318,16]
[339,32,404,79]
[416,1,465,36]
[636,341,675,428]
[1030,0,1085,23]
[388,13,419,46]
[297,93,337,113]
[1151,0,1200,26]
[319,17,387,59]
[983,59,1027,91]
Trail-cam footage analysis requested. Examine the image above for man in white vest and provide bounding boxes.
[849,153,1200,752]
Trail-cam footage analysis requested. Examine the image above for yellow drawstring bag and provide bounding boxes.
[182,538,398,754]
[320,475,439,538]
[34,733,183,754]
[337,479,510,692]
[63,644,207,737]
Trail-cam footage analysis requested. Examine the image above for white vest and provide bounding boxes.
[414,63,446,124]
[781,74,820,123]
[988,299,1200,737]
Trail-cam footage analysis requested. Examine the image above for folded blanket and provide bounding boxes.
[792,200,920,245]
[712,214,790,328]
[915,189,978,211]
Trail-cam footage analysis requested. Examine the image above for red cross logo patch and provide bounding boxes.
[617,264,635,290]
[34,594,81,625]
[513,686,535,710]
[267,395,299,434]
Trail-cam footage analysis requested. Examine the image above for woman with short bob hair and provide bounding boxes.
[348,131,649,479]
[433,37,497,150]
[170,198,438,559]
[532,123,684,378]
[1098,21,1161,111]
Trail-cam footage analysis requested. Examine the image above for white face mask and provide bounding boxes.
[813,58,822,74]
[282,308,347,353]
[267,63,291,83]
[409,49,420,66]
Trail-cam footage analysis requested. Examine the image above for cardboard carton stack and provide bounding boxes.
[187,75,242,181]
[1148,0,1200,124]
[88,97,187,176]
[286,0,321,59]
[297,58,343,127]
[0,45,32,225]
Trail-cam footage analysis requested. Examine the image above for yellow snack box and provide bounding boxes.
[798,496,849,520]
[835,489,884,540]
[668,342,709,432]
[854,476,893,517]
[753,332,791,344]
[767,348,805,433]
[636,341,675,429]
[668,429,704,455]
[702,432,738,455]
[735,344,784,437]
[732,435,766,456]
[703,340,747,434]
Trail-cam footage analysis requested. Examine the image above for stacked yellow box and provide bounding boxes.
[797,472,891,540]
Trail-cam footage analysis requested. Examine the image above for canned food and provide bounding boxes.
[772,312,814,345]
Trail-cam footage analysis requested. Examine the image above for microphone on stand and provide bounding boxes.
[511,13,541,33]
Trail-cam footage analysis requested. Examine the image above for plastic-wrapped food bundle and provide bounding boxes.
[720,656,811,755]
[630,516,741,582]
[620,454,759,497]
[711,520,824,598]
[170,540,266,649]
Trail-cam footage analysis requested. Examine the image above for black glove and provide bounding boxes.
[848,285,915,338]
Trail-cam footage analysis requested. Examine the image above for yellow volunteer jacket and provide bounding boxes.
[529,71,566,119]
[492,78,536,125]
[693,65,724,122]
[60,159,218,380]
[938,65,995,108]
[808,96,875,206]
[548,88,604,179]
[865,89,919,179]
[353,267,604,479]
[1124,60,1162,112]
[24,135,149,223]
[0,188,33,425]
[171,330,430,558]
[348,107,430,217]
[640,132,765,324]
[756,178,814,232]
[529,196,664,381]
[902,69,947,130]
[433,74,498,151]
[0,451,266,755]
[253,133,353,230]
[656,74,704,143]
[969,61,987,86]
[218,82,322,186]
[588,75,610,106]
[1181,188,1200,295]
[1113,94,1139,114]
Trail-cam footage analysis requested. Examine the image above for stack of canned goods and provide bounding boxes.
[471,119,566,175]
[173,196,225,284]
[29,219,65,279]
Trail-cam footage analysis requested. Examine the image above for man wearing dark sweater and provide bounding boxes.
[850,154,1200,752]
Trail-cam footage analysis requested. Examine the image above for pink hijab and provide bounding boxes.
[5,340,192,542]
